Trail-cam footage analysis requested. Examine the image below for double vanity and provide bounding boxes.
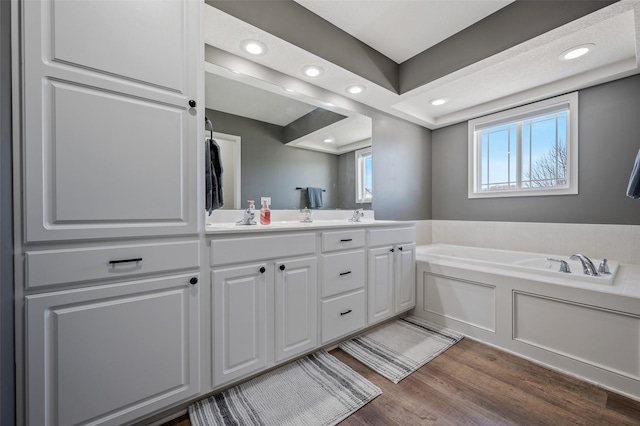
[205,217,416,388]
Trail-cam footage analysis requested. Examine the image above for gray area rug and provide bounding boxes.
[188,350,381,426]
[339,315,464,384]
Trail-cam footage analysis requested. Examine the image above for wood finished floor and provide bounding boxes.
[162,339,640,425]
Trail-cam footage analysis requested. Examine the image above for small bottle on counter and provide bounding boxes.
[260,199,271,225]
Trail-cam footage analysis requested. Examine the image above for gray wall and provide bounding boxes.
[206,108,339,210]
[371,113,431,220]
[432,74,640,225]
[1,0,14,424]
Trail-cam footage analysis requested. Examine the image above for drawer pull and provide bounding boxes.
[340,238,353,242]
[340,309,352,316]
[339,271,352,276]
[108,257,142,265]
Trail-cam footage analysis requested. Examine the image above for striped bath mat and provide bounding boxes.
[189,350,381,426]
[339,316,464,384]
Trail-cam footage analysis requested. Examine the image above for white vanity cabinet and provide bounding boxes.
[20,0,201,242]
[209,233,317,387]
[367,227,416,325]
[25,273,200,426]
[274,257,318,363]
[211,262,272,387]
[319,230,367,344]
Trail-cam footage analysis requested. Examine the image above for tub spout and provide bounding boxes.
[570,254,600,276]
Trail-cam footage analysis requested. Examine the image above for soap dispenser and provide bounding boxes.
[260,199,271,225]
[236,200,256,225]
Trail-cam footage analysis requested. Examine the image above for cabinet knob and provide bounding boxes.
[260,266,266,273]
[390,248,395,253]
[189,277,198,285]
[280,264,286,271]
[399,246,403,251]
[188,99,196,108]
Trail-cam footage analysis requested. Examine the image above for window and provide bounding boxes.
[468,92,578,198]
[356,147,372,203]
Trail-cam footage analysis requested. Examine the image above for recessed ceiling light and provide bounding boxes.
[302,65,324,78]
[430,98,448,106]
[346,85,366,95]
[560,44,594,60]
[240,40,267,56]
[323,138,334,143]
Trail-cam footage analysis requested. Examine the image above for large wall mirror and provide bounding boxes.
[205,61,373,210]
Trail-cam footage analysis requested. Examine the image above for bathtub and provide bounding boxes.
[413,244,640,401]
[417,243,619,285]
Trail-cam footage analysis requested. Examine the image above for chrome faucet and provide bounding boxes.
[570,253,599,276]
[598,258,611,275]
[349,208,364,222]
[547,258,571,273]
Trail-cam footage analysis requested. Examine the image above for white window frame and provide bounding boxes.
[468,92,579,199]
[355,147,372,203]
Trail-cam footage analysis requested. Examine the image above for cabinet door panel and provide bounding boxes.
[367,246,394,325]
[26,275,199,426]
[51,0,187,91]
[212,264,269,387]
[50,82,186,222]
[395,243,416,313]
[274,257,317,363]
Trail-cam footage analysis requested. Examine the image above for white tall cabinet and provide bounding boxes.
[15,1,203,425]
[21,0,199,242]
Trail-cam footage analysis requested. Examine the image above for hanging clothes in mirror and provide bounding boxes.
[205,117,224,214]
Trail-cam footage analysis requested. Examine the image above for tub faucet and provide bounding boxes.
[570,254,600,276]
[349,208,364,223]
[547,258,571,273]
[598,258,611,275]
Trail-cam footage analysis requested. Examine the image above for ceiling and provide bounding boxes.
[203,0,640,130]
[295,0,515,63]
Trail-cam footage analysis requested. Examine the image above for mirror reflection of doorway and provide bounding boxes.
[212,131,241,209]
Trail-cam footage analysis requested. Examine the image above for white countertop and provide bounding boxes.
[205,219,415,235]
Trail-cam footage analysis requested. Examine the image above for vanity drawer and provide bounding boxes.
[368,227,415,247]
[321,290,365,344]
[321,229,365,253]
[210,232,316,266]
[321,250,365,298]
[25,240,200,289]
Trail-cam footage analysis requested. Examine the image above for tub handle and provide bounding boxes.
[547,258,571,273]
